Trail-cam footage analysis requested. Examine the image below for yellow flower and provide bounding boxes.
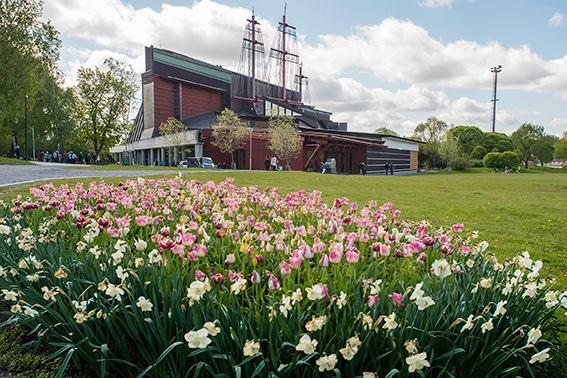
[243,340,260,357]
[305,315,327,332]
[54,267,68,279]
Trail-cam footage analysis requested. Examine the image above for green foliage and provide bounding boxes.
[0,0,62,156]
[212,108,249,167]
[483,151,521,169]
[413,117,448,168]
[555,132,567,160]
[533,135,558,166]
[447,126,484,155]
[482,132,514,153]
[471,145,488,159]
[469,159,484,168]
[511,123,545,168]
[267,115,301,169]
[374,127,399,136]
[483,152,501,168]
[73,58,137,159]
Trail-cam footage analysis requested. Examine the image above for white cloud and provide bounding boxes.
[549,12,565,27]
[418,0,453,8]
[42,0,567,135]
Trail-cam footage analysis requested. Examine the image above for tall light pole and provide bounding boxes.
[24,93,29,160]
[490,65,502,133]
[249,127,253,171]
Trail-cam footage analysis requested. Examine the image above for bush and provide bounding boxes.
[470,159,484,168]
[471,145,487,160]
[449,155,470,170]
[499,151,521,168]
[483,152,501,168]
[0,178,565,377]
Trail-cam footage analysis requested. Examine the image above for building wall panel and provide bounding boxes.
[153,76,176,136]
[181,84,223,119]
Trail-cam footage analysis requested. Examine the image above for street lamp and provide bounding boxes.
[490,65,502,133]
[24,93,28,160]
[249,127,253,171]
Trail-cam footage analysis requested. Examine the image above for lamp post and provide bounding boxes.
[24,93,28,160]
[490,65,502,133]
[249,127,253,171]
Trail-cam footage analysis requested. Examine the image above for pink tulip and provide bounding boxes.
[388,292,403,306]
[319,253,330,267]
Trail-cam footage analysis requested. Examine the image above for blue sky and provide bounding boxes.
[44,0,567,136]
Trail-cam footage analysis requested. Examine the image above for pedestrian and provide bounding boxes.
[389,161,394,175]
[384,162,389,175]
[270,155,278,171]
[264,156,270,171]
[15,145,20,159]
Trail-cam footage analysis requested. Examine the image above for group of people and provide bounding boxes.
[384,161,395,175]
[11,144,101,165]
[264,155,283,171]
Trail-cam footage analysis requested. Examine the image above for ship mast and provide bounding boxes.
[270,4,299,101]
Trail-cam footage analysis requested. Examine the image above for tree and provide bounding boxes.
[499,151,521,168]
[375,127,399,136]
[413,117,448,168]
[447,126,484,155]
[482,132,513,152]
[439,136,460,171]
[211,108,249,169]
[0,0,61,156]
[471,145,488,160]
[159,117,186,163]
[510,123,545,168]
[74,58,137,160]
[532,134,558,166]
[267,115,302,170]
[554,132,567,160]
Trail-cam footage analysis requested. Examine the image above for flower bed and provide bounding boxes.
[0,177,565,377]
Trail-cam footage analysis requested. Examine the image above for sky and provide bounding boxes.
[42,0,567,136]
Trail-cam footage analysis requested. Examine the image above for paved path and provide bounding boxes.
[0,164,181,187]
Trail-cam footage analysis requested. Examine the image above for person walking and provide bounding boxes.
[389,161,394,175]
[270,155,278,171]
[384,162,389,175]
[264,156,270,171]
[15,145,20,159]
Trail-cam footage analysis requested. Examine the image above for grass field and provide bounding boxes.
[2,169,566,287]
[1,168,566,376]
[0,157,33,165]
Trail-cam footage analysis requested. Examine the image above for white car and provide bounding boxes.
[178,157,216,169]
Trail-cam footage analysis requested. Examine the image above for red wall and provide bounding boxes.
[181,85,223,119]
[153,76,176,132]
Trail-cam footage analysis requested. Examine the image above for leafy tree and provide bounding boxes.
[483,152,501,168]
[413,117,448,168]
[159,117,187,163]
[447,126,484,155]
[482,132,513,152]
[375,127,399,136]
[471,145,488,160]
[554,132,567,160]
[267,115,302,170]
[73,58,137,160]
[212,108,249,169]
[510,123,545,168]
[0,0,61,156]
[499,151,521,168]
[439,136,460,171]
[532,134,558,166]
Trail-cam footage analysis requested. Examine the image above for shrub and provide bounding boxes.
[499,151,521,168]
[0,178,565,377]
[470,159,484,168]
[483,152,502,168]
[471,145,488,160]
[449,155,470,170]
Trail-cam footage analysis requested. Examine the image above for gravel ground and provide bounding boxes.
[0,164,180,187]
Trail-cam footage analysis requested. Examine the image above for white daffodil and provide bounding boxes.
[186,278,211,306]
[479,277,493,289]
[339,335,362,361]
[336,291,347,309]
[305,315,327,332]
[105,283,125,301]
[406,352,430,373]
[116,266,129,281]
[431,259,452,279]
[203,321,221,336]
[306,284,328,301]
[527,326,542,345]
[279,295,292,317]
[523,283,538,298]
[230,277,247,295]
[295,334,318,354]
[74,312,89,324]
[410,283,425,301]
[493,300,507,317]
[1,289,18,301]
[243,340,260,356]
[291,288,303,305]
[136,296,153,312]
[315,354,337,372]
[460,315,475,333]
[415,295,435,310]
[481,318,494,333]
[0,224,10,234]
[404,339,419,355]
[184,328,211,349]
[134,238,147,251]
[148,249,162,264]
[529,348,550,364]
[382,312,398,331]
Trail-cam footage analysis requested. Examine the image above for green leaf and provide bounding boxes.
[55,347,75,378]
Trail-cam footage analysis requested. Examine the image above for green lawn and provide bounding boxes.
[0,156,33,165]
[2,169,566,287]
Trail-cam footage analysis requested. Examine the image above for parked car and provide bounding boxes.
[178,157,216,169]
